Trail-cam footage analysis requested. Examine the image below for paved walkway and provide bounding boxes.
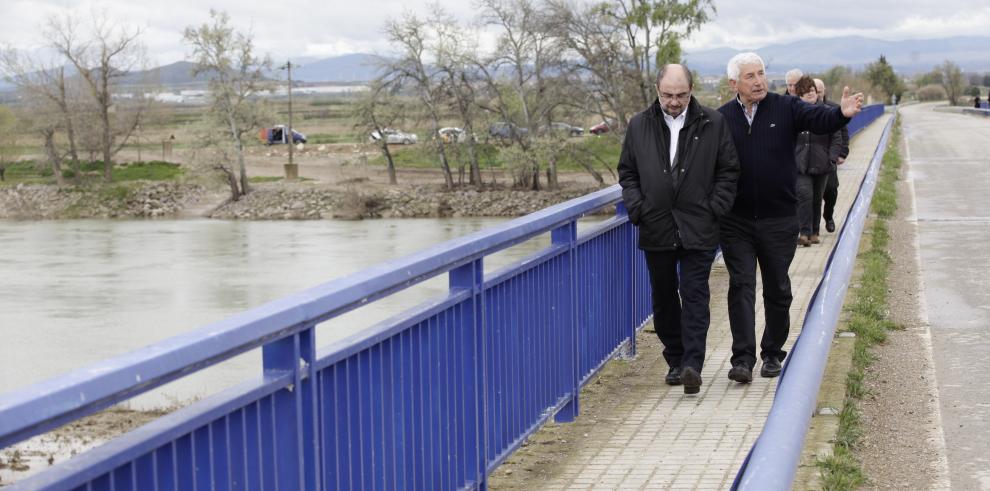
[491,113,893,490]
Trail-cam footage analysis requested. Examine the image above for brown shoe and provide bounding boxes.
[798,235,811,247]
[810,234,821,244]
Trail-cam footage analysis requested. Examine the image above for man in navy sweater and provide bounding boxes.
[717,52,864,383]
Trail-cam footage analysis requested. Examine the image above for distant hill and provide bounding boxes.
[292,53,385,83]
[119,61,210,87]
[684,35,990,76]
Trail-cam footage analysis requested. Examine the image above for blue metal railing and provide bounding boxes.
[0,187,652,490]
[733,105,893,490]
[1,105,887,491]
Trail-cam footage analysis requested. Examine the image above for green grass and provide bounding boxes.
[111,161,184,181]
[305,133,360,144]
[0,160,182,184]
[818,118,903,490]
[248,176,314,183]
[365,136,621,172]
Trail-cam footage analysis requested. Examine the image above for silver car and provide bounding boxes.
[369,128,418,145]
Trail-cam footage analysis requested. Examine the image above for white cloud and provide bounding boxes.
[1,0,989,65]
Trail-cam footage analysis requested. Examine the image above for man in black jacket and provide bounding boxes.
[618,64,740,395]
[717,52,863,383]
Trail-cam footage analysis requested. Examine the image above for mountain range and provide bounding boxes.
[3,35,988,92]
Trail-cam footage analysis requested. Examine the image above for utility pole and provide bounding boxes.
[279,60,298,180]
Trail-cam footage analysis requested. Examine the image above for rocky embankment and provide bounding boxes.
[0,182,208,219]
[210,184,608,220]
[0,182,610,220]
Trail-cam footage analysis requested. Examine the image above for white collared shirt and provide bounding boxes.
[736,95,758,125]
[662,109,687,168]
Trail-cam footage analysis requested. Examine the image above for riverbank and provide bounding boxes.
[0,180,608,220]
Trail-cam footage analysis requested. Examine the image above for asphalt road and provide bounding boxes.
[901,103,990,490]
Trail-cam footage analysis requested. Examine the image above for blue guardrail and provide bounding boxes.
[0,104,886,491]
[0,186,652,490]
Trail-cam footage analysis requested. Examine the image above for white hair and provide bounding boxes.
[727,52,766,81]
[785,68,804,82]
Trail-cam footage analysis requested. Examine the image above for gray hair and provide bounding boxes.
[726,52,765,81]
[785,68,803,82]
[656,63,694,89]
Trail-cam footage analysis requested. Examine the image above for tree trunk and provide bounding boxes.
[381,142,397,185]
[235,136,249,197]
[546,154,558,190]
[432,129,454,190]
[101,108,112,182]
[215,164,240,201]
[43,129,65,186]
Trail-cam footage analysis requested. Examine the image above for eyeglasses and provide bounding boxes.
[659,92,691,102]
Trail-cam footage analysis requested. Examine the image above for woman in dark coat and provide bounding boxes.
[794,76,842,246]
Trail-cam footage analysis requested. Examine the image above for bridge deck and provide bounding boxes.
[490,113,893,490]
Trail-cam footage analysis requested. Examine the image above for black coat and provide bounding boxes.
[795,100,848,175]
[618,97,740,251]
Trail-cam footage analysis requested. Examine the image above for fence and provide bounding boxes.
[0,186,651,490]
[1,105,887,491]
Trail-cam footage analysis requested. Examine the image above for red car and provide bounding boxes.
[589,118,617,135]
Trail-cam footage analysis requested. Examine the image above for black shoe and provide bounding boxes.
[727,362,752,384]
[825,219,836,233]
[665,366,682,386]
[761,356,782,378]
[681,367,702,394]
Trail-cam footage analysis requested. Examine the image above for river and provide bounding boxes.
[0,217,588,409]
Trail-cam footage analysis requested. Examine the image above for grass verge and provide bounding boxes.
[817,117,903,489]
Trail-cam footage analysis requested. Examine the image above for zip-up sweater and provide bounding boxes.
[717,92,849,218]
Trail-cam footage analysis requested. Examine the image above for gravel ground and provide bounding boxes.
[856,142,951,489]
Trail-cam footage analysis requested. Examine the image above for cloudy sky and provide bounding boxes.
[1,0,989,66]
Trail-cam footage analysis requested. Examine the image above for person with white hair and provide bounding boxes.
[716,52,864,384]
[784,68,804,96]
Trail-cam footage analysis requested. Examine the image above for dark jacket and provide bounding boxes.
[717,92,850,218]
[795,101,845,175]
[618,97,740,251]
[824,98,850,163]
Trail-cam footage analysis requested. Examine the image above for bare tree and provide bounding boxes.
[1,48,90,180]
[383,11,455,189]
[937,60,965,106]
[477,0,567,190]
[545,0,639,132]
[0,105,17,181]
[183,9,273,200]
[433,17,485,186]
[46,11,146,182]
[354,79,408,185]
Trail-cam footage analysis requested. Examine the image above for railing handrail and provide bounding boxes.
[733,108,895,490]
[0,185,623,450]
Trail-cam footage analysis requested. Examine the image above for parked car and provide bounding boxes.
[488,122,530,141]
[540,122,584,137]
[589,119,617,135]
[369,128,418,145]
[438,127,469,144]
[259,125,306,145]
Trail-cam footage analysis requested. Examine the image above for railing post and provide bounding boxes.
[450,259,487,490]
[262,326,320,491]
[552,221,579,423]
[616,202,637,358]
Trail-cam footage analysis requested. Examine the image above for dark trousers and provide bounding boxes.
[644,248,717,373]
[823,170,839,222]
[797,173,828,236]
[719,213,798,368]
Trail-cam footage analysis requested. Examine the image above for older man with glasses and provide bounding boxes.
[618,64,739,395]
[717,52,864,384]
